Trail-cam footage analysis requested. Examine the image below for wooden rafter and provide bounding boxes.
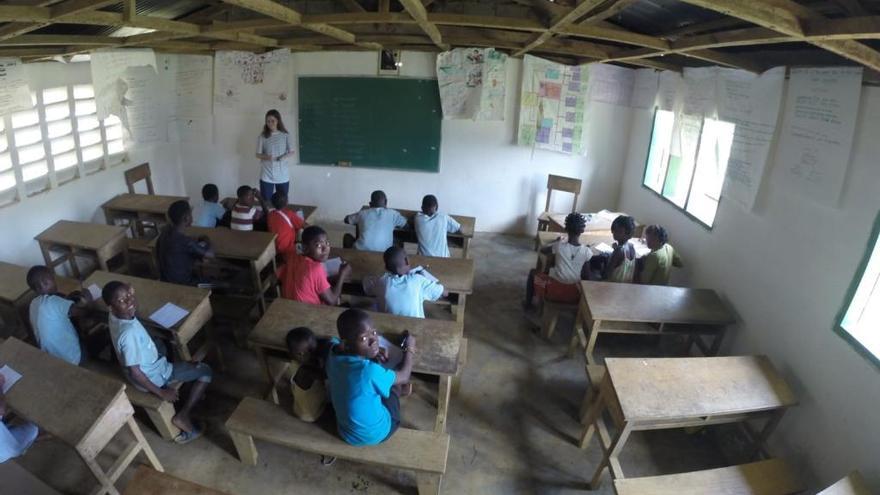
[513,0,609,56]
[398,0,449,49]
[0,0,118,43]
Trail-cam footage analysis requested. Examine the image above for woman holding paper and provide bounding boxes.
[255,109,295,200]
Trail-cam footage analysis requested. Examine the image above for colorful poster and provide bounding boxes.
[0,58,33,116]
[436,47,507,120]
[214,48,291,113]
[517,55,589,155]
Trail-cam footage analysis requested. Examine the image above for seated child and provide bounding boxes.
[267,191,306,257]
[636,225,683,285]
[343,190,406,252]
[414,194,461,258]
[192,184,227,228]
[326,309,417,446]
[285,327,336,422]
[0,374,39,463]
[230,185,268,232]
[603,215,636,283]
[102,281,212,444]
[156,200,214,286]
[280,226,351,305]
[525,212,592,307]
[26,265,92,365]
[371,246,447,319]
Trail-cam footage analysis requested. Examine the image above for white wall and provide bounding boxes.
[618,87,880,489]
[182,51,633,234]
[0,62,184,267]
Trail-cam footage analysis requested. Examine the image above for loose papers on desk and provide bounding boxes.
[0,365,22,394]
[149,303,189,329]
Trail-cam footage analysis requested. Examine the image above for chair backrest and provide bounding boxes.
[125,163,154,194]
[817,471,871,495]
[545,174,582,213]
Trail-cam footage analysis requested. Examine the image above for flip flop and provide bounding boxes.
[174,425,204,445]
[320,455,336,466]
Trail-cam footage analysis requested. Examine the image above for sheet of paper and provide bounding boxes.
[631,68,659,109]
[323,257,342,277]
[0,58,33,116]
[410,266,439,283]
[0,365,22,394]
[378,335,404,370]
[592,243,613,254]
[122,65,167,143]
[657,71,683,112]
[90,48,157,121]
[718,67,785,211]
[87,284,102,301]
[436,47,507,120]
[775,67,863,206]
[588,63,635,107]
[149,302,189,329]
[214,49,291,114]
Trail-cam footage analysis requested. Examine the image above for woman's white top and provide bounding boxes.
[256,131,293,184]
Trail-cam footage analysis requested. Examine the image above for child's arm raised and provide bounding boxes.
[393,333,417,385]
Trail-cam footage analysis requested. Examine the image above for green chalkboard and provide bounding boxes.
[298,77,442,172]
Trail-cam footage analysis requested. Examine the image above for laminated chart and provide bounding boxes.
[517,55,589,155]
[436,47,507,120]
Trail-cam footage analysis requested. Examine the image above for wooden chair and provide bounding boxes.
[818,471,871,495]
[536,174,582,250]
[124,163,154,195]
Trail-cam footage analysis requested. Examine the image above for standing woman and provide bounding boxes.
[256,109,295,200]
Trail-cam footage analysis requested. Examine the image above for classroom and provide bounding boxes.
[0,0,877,494]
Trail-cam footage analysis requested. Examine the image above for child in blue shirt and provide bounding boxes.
[192,184,227,228]
[103,281,212,444]
[326,309,417,446]
[414,195,461,258]
[0,374,39,463]
[343,190,407,252]
[371,247,447,319]
[26,265,92,365]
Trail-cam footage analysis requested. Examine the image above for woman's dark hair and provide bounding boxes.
[646,224,669,245]
[262,109,288,138]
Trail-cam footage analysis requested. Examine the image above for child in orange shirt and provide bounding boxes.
[280,226,351,305]
[267,192,306,257]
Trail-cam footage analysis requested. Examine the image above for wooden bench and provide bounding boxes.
[613,459,804,495]
[123,466,230,494]
[226,397,449,495]
[818,471,871,495]
[0,460,62,495]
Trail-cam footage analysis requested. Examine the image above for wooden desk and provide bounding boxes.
[0,261,80,339]
[102,193,187,238]
[571,281,735,364]
[249,299,462,432]
[359,205,476,258]
[582,356,797,489]
[0,338,162,495]
[222,197,317,224]
[84,271,213,362]
[547,210,643,237]
[149,227,277,314]
[35,221,129,280]
[330,247,474,323]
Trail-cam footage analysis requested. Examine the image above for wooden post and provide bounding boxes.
[229,430,258,466]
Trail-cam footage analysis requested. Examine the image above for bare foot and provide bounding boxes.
[172,414,194,433]
[399,382,413,397]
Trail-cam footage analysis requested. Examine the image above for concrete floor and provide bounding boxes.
[17,232,736,495]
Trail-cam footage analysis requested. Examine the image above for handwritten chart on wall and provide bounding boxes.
[298,77,441,172]
[518,55,589,155]
[776,67,862,206]
[214,49,290,114]
[0,58,33,116]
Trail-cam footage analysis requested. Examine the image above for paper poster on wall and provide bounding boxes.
[656,70,683,112]
[122,65,167,144]
[682,66,719,117]
[0,58,33,116]
[435,47,507,120]
[587,63,635,107]
[718,67,785,210]
[214,49,290,114]
[630,68,659,109]
[775,67,862,206]
[517,55,589,155]
[160,54,214,143]
[90,49,157,121]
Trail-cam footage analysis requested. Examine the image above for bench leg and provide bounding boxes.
[230,430,258,466]
[541,305,560,339]
[452,338,467,396]
[416,473,443,495]
[435,375,452,433]
[145,402,180,441]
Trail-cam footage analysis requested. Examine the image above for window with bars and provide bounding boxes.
[642,109,736,228]
[0,83,126,206]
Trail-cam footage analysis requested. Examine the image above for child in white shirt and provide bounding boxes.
[26,265,91,365]
[370,247,447,319]
[525,213,592,308]
[414,195,461,258]
[343,190,407,252]
[0,374,39,463]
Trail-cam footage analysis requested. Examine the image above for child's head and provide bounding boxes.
[610,215,636,245]
[421,194,438,215]
[202,183,219,203]
[271,191,288,210]
[102,281,137,319]
[337,308,379,359]
[237,185,255,207]
[383,246,409,275]
[564,212,586,239]
[167,200,193,228]
[369,190,387,208]
[286,326,316,363]
[645,224,669,250]
[301,226,330,261]
[25,265,56,294]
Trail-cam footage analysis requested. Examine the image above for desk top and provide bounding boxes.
[148,227,276,262]
[0,338,128,447]
[0,261,81,304]
[102,193,188,216]
[581,281,734,325]
[221,198,317,224]
[35,221,127,250]
[360,205,475,237]
[606,356,797,422]
[549,210,640,234]
[84,271,210,330]
[330,247,474,294]
[249,299,461,376]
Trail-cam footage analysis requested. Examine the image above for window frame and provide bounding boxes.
[641,107,732,230]
[834,209,880,371]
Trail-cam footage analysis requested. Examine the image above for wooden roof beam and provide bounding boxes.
[398,0,449,50]
[514,0,609,57]
[219,0,364,45]
[0,0,118,43]
[0,34,118,46]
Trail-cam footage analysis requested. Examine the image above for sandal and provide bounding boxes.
[174,425,204,445]
[321,455,336,466]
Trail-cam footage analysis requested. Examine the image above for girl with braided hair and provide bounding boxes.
[525,212,592,308]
